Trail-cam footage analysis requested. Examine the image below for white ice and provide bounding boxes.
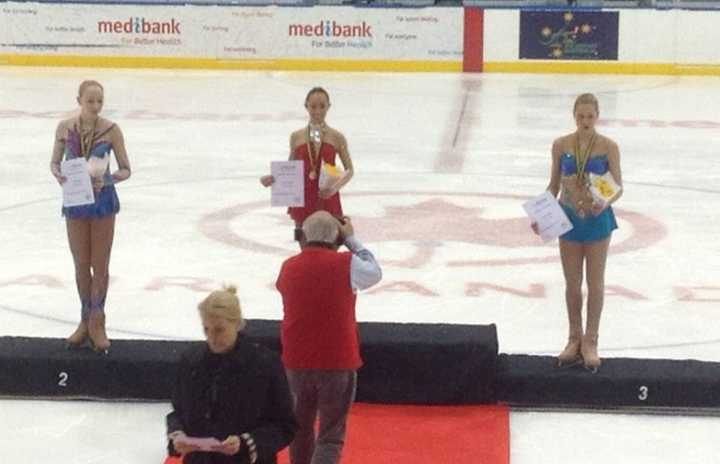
[1,67,719,463]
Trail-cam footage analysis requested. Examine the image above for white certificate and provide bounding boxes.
[271,160,304,207]
[61,158,95,207]
[523,191,573,242]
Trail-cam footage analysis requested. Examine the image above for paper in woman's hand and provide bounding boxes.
[61,158,95,207]
[174,436,223,452]
[523,191,573,242]
[271,160,304,207]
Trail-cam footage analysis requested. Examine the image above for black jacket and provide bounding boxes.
[166,336,298,464]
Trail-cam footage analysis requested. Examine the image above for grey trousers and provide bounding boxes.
[285,369,357,464]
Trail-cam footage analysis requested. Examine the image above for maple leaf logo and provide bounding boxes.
[353,198,536,248]
[199,191,667,269]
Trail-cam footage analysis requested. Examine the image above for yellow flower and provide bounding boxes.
[323,163,341,177]
[596,179,614,198]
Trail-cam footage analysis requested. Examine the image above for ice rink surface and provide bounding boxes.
[1,67,719,462]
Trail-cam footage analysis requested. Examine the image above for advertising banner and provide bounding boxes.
[276,8,462,60]
[519,11,619,60]
[0,3,463,63]
[1,3,191,57]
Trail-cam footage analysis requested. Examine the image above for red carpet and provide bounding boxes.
[279,403,508,464]
[166,403,509,464]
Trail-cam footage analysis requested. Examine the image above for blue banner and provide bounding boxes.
[519,11,619,60]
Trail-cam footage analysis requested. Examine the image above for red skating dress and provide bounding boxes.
[288,141,343,225]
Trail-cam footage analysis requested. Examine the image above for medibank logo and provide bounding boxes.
[288,21,372,38]
[98,17,181,35]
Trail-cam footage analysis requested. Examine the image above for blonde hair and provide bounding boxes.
[574,93,599,114]
[198,285,246,330]
[78,80,104,98]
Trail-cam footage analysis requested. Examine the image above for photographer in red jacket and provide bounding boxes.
[276,211,382,464]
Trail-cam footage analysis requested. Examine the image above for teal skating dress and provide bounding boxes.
[559,153,617,242]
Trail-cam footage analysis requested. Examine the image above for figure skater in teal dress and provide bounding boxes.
[534,93,623,372]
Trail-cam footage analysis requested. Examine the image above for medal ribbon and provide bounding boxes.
[574,132,597,185]
[306,124,323,178]
[79,117,98,160]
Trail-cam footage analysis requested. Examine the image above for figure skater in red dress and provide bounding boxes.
[261,87,354,246]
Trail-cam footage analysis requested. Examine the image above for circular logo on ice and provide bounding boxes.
[199,191,666,267]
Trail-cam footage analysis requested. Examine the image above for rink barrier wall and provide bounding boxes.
[1,3,719,74]
[0,3,466,72]
[483,9,720,76]
[483,61,720,76]
[0,55,463,72]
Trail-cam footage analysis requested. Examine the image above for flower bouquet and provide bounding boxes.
[589,171,621,206]
[318,161,343,191]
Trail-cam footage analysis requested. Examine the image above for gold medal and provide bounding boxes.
[309,171,316,180]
